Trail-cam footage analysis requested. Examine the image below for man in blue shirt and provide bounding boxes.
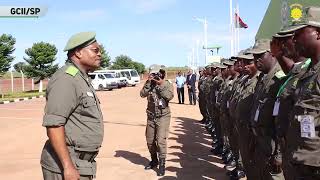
[175,71,186,104]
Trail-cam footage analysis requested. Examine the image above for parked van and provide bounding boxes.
[88,72,118,91]
[95,69,140,86]
[118,69,140,86]
[94,70,128,88]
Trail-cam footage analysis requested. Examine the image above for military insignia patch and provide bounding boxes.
[290,4,303,22]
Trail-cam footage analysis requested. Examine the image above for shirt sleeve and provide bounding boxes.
[42,76,78,127]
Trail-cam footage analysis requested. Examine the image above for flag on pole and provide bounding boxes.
[235,13,248,28]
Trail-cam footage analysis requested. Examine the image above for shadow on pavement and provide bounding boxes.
[114,150,149,167]
[159,117,228,180]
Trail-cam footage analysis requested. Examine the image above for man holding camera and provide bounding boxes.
[140,67,174,176]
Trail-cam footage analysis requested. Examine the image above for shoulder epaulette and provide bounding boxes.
[275,70,286,79]
[65,66,79,77]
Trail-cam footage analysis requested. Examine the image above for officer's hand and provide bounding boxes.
[156,79,164,85]
[268,155,282,174]
[64,166,80,180]
[270,38,284,59]
[148,74,154,81]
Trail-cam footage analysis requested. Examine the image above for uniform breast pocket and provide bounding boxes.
[81,96,101,121]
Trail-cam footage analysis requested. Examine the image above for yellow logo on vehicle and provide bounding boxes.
[290,4,303,21]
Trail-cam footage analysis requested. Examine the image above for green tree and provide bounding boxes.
[111,55,135,69]
[132,61,146,74]
[0,34,16,75]
[13,62,26,72]
[111,54,145,74]
[24,42,59,92]
[100,44,111,69]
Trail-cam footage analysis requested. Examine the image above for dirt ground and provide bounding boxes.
[0,81,229,180]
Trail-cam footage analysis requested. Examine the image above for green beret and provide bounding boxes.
[64,31,96,52]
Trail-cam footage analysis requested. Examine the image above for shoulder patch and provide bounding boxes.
[65,66,79,76]
[275,70,286,79]
[167,79,172,84]
[301,58,311,69]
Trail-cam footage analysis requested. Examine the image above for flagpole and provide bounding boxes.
[237,2,240,54]
[229,0,234,57]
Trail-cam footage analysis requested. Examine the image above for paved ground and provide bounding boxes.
[0,82,228,180]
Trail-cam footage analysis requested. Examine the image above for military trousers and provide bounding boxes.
[253,136,285,180]
[146,113,171,159]
[42,167,93,180]
[198,94,207,119]
[237,124,256,179]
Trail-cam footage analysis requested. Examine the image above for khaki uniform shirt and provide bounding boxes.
[250,63,286,156]
[41,61,104,175]
[288,60,320,167]
[140,80,174,117]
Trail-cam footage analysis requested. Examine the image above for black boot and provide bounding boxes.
[158,158,166,176]
[145,155,158,170]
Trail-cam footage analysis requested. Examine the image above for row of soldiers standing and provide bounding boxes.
[198,6,320,180]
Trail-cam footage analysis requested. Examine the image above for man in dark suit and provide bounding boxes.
[186,69,197,105]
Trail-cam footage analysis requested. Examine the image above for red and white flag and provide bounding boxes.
[235,13,248,28]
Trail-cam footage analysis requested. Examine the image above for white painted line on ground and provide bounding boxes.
[0,117,33,120]
[31,97,36,99]
[24,98,28,100]
[14,99,20,102]
[3,101,9,104]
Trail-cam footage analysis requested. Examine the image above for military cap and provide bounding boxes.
[236,49,254,60]
[212,62,227,69]
[247,39,271,55]
[273,32,294,38]
[149,66,162,74]
[64,32,97,52]
[222,59,235,66]
[280,6,320,33]
[198,67,205,71]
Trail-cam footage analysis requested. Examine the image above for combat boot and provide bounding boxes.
[145,154,158,170]
[158,158,166,176]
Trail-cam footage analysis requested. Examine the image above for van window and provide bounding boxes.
[104,73,115,78]
[130,70,139,77]
[98,74,105,79]
[89,74,96,80]
[121,71,131,78]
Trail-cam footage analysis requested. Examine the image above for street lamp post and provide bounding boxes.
[193,17,208,65]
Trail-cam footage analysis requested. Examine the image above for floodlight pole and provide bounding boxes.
[193,17,208,65]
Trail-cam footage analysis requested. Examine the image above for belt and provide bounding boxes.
[75,151,98,162]
[293,164,320,177]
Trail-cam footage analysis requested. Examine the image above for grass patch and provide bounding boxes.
[0,90,45,102]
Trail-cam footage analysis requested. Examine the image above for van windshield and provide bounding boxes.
[130,70,139,77]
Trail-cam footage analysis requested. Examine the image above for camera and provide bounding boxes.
[151,72,161,80]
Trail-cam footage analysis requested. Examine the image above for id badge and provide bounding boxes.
[298,115,316,138]
[272,98,280,116]
[254,105,260,122]
[227,101,230,109]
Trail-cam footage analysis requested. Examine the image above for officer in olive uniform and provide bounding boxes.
[248,39,286,180]
[198,67,208,124]
[41,32,104,180]
[210,63,227,155]
[234,51,259,179]
[278,6,320,179]
[140,67,174,176]
[271,31,309,180]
